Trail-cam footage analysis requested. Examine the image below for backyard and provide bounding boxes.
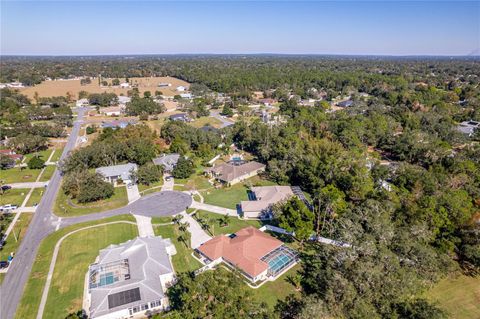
[425,274,480,319]
[189,116,223,129]
[53,186,128,216]
[15,215,137,319]
[153,224,202,273]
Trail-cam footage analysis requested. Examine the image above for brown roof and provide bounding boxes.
[197,226,282,277]
[241,186,294,212]
[206,161,265,182]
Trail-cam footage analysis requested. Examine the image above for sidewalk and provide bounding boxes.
[9,182,48,189]
[181,211,212,249]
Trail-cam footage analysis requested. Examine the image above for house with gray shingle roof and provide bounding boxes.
[96,163,138,186]
[86,236,176,319]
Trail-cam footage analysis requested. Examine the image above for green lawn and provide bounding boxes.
[0,188,29,206]
[151,216,173,224]
[0,167,42,184]
[26,188,45,207]
[0,213,33,260]
[23,149,52,162]
[193,210,262,236]
[202,176,277,209]
[15,214,136,319]
[39,165,56,182]
[50,148,64,162]
[138,179,163,193]
[54,186,128,217]
[153,224,202,273]
[189,116,223,129]
[43,223,138,319]
[425,274,480,319]
[175,174,212,191]
[249,264,301,309]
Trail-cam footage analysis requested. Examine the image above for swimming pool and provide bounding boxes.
[261,245,298,277]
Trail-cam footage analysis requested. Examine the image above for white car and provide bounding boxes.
[1,204,18,211]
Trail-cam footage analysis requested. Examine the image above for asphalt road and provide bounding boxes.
[0,108,86,319]
[60,191,192,227]
[210,110,235,128]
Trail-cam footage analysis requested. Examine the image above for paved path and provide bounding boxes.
[0,107,87,319]
[133,214,154,237]
[8,182,48,189]
[161,173,174,191]
[190,201,237,216]
[126,184,140,203]
[180,211,212,249]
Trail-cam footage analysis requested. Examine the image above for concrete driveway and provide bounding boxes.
[8,182,48,189]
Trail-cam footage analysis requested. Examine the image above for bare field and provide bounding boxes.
[20,76,190,99]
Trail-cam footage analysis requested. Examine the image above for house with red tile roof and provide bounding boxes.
[196,226,298,283]
[0,149,23,162]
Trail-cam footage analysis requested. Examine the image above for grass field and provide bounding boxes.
[0,213,33,260]
[153,224,202,273]
[26,188,45,206]
[43,223,138,318]
[193,210,262,236]
[50,148,64,162]
[202,176,277,209]
[425,274,480,319]
[0,188,29,206]
[15,215,136,319]
[20,76,189,99]
[39,165,56,182]
[151,216,173,224]
[54,186,128,216]
[189,116,223,129]
[1,168,42,184]
[175,174,212,191]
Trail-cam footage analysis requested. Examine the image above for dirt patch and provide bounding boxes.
[22,175,32,180]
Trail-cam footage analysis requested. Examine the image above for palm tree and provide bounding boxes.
[173,214,183,225]
[286,273,303,291]
[179,221,189,233]
[219,215,230,227]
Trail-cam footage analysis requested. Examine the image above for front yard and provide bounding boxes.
[153,224,202,273]
[1,168,42,184]
[0,213,33,260]
[39,165,56,182]
[26,188,45,207]
[15,216,137,319]
[53,186,128,217]
[0,188,29,206]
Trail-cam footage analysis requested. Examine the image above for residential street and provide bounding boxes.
[0,107,86,319]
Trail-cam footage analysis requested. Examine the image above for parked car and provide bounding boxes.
[0,261,8,269]
[0,204,18,212]
[1,185,12,191]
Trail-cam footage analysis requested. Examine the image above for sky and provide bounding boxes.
[1,1,479,56]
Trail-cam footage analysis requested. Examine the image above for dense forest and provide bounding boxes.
[1,56,479,318]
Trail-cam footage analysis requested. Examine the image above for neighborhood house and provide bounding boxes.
[205,161,266,186]
[241,186,294,219]
[101,120,137,129]
[169,113,190,122]
[100,106,124,117]
[86,237,176,319]
[457,120,480,136]
[96,163,138,185]
[153,153,180,172]
[196,227,298,283]
[0,149,23,163]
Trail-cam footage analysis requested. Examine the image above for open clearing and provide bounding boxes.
[0,213,33,260]
[20,76,190,99]
[1,168,42,184]
[0,188,29,206]
[425,274,480,319]
[193,210,262,236]
[15,215,136,319]
[54,186,128,217]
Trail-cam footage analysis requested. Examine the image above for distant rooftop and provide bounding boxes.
[96,163,138,181]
